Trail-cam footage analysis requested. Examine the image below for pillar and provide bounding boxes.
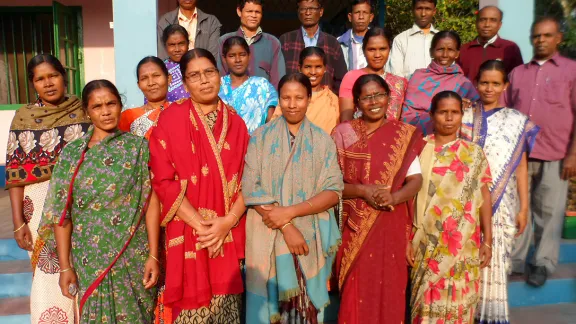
[480,0,535,63]
[112,0,158,108]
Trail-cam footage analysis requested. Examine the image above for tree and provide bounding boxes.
[384,0,479,43]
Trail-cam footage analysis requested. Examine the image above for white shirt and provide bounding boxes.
[350,31,367,70]
[406,157,422,177]
[387,24,439,79]
[481,34,498,48]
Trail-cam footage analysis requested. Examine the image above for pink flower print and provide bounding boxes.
[449,141,460,152]
[424,278,446,305]
[442,217,463,255]
[452,283,457,301]
[433,205,442,216]
[437,320,445,324]
[450,156,469,182]
[429,258,440,274]
[464,201,475,224]
[472,225,482,247]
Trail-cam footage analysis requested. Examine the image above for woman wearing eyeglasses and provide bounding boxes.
[149,48,250,323]
[333,74,425,324]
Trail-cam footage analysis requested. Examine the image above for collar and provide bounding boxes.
[301,26,320,40]
[473,34,500,48]
[529,52,561,67]
[409,23,439,36]
[351,30,364,44]
[178,7,197,22]
[240,26,263,39]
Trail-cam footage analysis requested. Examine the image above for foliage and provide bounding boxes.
[536,0,576,58]
[383,0,479,43]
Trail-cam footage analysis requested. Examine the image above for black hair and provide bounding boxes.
[27,54,67,85]
[352,74,391,104]
[238,0,262,10]
[179,48,219,77]
[222,36,250,57]
[278,73,313,98]
[349,0,373,13]
[477,5,504,21]
[81,79,123,111]
[362,27,393,52]
[162,24,190,46]
[136,56,169,80]
[297,0,323,7]
[531,16,562,35]
[476,59,508,83]
[430,90,463,115]
[431,31,462,51]
[298,47,326,66]
[412,0,437,8]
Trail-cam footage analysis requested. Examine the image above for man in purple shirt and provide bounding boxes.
[507,17,576,287]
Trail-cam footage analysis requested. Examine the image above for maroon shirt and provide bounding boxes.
[458,36,524,82]
[505,53,576,161]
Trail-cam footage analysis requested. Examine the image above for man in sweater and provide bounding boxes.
[279,0,347,92]
[458,5,524,82]
[217,0,286,88]
[338,0,374,71]
[157,0,221,60]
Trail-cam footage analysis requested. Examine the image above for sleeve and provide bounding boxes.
[504,69,515,108]
[508,43,525,72]
[333,43,348,93]
[338,71,354,98]
[241,132,277,206]
[387,36,405,78]
[207,17,222,60]
[265,81,279,108]
[406,157,422,177]
[157,19,169,60]
[149,123,188,226]
[463,78,480,102]
[319,139,344,197]
[216,35,227,75]
[271,40,287,88]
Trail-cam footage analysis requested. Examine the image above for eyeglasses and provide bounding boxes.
[298,6,322,13]
[359,93,388,103]
[185,68,219,83]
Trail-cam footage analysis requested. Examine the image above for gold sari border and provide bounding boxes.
[160,179,188,227]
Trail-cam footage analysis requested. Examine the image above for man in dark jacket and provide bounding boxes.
[279,0,347,92]
[157,0,221,60]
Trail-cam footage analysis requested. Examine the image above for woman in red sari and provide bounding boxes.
[149,48,250,323]
[332,74,425,323]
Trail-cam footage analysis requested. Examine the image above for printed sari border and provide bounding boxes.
[161,179,188,227]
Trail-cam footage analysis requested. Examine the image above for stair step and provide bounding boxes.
[0,240,29,261]
[510,303,576,323]
[0,272,32,299]
[509,263,576,307]
[559,239,576,263]
[0,260,31,274]
[0,297,30,316]
[0,315,31,324]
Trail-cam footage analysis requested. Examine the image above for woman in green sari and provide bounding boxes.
[38,80,159,323]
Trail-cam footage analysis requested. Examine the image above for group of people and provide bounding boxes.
[6,0,576,324]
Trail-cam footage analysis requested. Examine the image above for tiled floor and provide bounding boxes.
[510,303,576,324]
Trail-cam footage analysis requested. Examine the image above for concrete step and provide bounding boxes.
[509,263,576,307]
[510,303,576,324]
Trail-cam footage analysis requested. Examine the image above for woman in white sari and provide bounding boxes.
[461,60,539,324]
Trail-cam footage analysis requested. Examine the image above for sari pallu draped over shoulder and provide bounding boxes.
[5,95,91,189]
[38,129,156,322]
[242,116,343,323]
[149,99,250,311]
[332,119,424,324]
[411,136,492,324]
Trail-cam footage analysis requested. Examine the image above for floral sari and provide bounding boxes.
[6,95,91,323]
[149,99,250,323]
[461,106,539,324]
[332,119,424,324]
[411,136,492,324]
[119,102,170,140]
[38,130,156,323]
[243,116,343,323]
[401,62,479,135]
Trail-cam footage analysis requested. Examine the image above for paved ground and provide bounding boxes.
[0,190,575,323]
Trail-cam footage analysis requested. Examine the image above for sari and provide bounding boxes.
[272,86,340,134]
[461,106,539,324]
[149,99,250,323]
[119,102,170,140]
[5,96,91,323]
[37,129,156,323]
[332,119,424,324]
[338,69,408,120]
[243,116,343,323]
[401,61,479,135]
[219,75,278,134]
[165,59,189,102]
[411,136,492,324]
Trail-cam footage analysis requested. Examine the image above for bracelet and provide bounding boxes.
[59,267,74,273]
[230,212,240,228]
[483,242,492,249]
[13,223,26,233]
[281,222,293,231]
[305,201,313,208]
[149,255,160,263]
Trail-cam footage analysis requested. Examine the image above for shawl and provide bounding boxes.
[243,116,343,323]
[38,129,152,314]
[401,61,479,135]
[5,96,91,188]
[149,99,250,310]
[272,86,340,134]
[461,105,539,214]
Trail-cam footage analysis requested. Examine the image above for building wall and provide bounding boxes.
[0,0,115,83]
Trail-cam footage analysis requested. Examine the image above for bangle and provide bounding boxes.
[483,242,492,249]
[281,222,293,231]
[59,267,74,273]
[305,201,313,208]
[13,223,27,233]
[230,212,240,228]
[149,255,160,263]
